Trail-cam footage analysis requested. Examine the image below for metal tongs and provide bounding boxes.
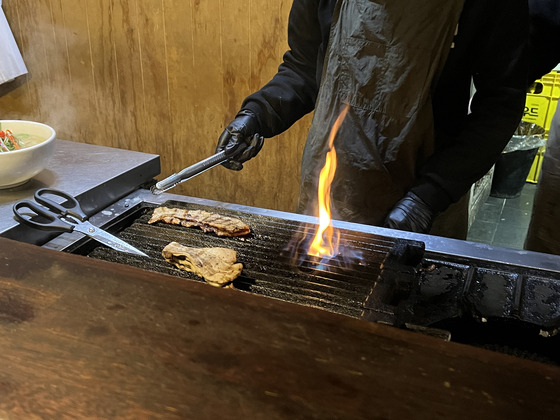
[151,141,249,195]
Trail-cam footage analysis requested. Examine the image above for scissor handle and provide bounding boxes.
[34,188,87,221]
[13,200,75,232]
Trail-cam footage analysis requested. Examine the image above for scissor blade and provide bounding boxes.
[74,221,149,257]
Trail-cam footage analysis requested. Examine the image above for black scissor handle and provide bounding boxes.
[13,200,75,232]
[34,188,87,222]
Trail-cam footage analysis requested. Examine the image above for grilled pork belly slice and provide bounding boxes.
[162,241,243,287]
[148,207,251,237]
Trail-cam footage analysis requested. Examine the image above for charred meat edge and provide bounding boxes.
[148,207,251,237]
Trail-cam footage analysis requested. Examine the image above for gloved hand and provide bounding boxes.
[384,191,436,234]
[216,110,264,171]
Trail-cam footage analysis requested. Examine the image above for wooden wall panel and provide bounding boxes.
[107,1,145,152]
[54,0,92,140]
[162,0,197,160]
[0,0,312,213]
[134,1,172,157]
[182,0,233,198]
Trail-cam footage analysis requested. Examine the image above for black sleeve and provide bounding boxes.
[240,0,325,138]
[412,0,529,212]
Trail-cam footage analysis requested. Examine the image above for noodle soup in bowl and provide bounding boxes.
[0,120,56,189]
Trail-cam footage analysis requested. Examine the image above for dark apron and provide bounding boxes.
[297,0,466,234]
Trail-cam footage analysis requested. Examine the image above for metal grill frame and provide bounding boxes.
[42,187,560,329]
[43,188,560,275]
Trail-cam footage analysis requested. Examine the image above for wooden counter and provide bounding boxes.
[0,237,558,419]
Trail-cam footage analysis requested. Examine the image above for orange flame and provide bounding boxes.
[307,104,349,258]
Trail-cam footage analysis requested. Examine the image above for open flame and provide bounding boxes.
[307,104,349,259]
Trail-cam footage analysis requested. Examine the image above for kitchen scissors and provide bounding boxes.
[13,188,148,257]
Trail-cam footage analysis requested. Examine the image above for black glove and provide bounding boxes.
[216,110,264,171]
[384,191,436,234]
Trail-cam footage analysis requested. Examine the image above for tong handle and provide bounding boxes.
[153,150,230,194]
[176,149,229,178]
[152,139,251,194]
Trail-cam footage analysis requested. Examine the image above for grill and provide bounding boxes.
[77,199,396,319]
[37,188,560,365]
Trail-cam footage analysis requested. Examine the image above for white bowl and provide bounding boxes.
[0,120,56,189]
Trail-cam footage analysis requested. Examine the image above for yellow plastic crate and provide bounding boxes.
[531,74,555,96]
[552,71,560,98]
[526,146,545,183]
[545,97,558,131]
[523,71,560,134]
[523,94,552,128]
[523,71,558,183]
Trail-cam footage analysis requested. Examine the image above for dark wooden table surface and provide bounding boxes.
[0,236,559,419]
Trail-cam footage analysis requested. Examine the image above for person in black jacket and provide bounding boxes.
[524,0,560,254]
[216,0,528,240]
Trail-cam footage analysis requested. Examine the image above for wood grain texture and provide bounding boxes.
[0,0,310,212]
[0,236,560,419]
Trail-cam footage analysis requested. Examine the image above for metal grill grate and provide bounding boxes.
[86,200,399,318]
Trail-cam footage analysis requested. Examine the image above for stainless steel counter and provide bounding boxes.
[0,139,160,244]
